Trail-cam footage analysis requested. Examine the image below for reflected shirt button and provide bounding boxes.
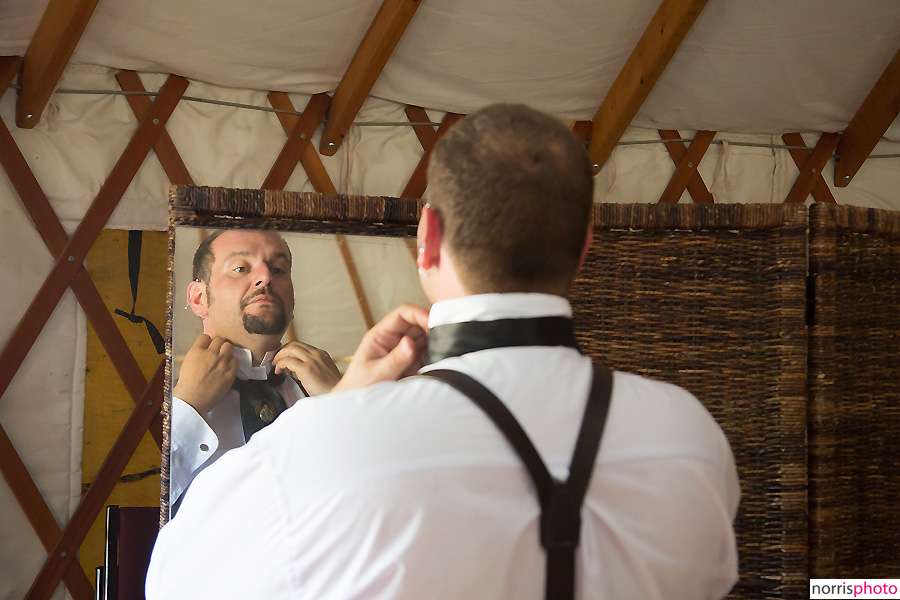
[200,443,209,452]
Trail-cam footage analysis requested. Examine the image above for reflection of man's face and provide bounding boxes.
[204,230,294,347]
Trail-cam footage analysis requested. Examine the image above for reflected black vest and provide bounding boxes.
[231,371,289,442]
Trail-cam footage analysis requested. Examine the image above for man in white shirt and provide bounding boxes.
[171,228,341,506]
[148,104,739,599]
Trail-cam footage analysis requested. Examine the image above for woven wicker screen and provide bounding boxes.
[809,204,900,579]
[571,204,809,600]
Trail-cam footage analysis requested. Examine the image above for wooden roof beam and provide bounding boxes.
[834,46,900,187]
[588,0,709,175]
[15,0,100,129]
[319,0,422,156]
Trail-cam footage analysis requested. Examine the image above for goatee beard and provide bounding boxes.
[242,312,287,335]
[240,286,287,335]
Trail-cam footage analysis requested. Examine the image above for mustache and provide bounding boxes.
[240,287,284,310]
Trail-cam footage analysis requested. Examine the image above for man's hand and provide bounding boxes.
[173,335,238,414]
[332,304,430,393]
[272,342,342,396]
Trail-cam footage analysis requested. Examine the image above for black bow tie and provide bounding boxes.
[424,316,580,365]
[232,371,288,442]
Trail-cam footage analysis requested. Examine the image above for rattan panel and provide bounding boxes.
[572,204,809,599]
[169,185,422,236]
[809,204,900,578]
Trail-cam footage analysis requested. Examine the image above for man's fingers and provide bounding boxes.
[273,359,311,384]
[225,355,239,377]
[274,341,331,363]
[366,304,429,355]
[201,336,234,359]
[372,336,419,380]
[274,352,338,376]
[271,356,297,377]
[205,336,226,353]
[381,304,430,338]
[279,341,316,353]
[391,336,420,371]
[275,354,341,396]
[192,334,212,350]
[397,304,430,332]
[272,351,307,372]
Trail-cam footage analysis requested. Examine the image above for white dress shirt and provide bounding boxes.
[149,294,740,600]
[170,346,306,505]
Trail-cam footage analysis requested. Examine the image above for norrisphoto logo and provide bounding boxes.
[810,579,900,599]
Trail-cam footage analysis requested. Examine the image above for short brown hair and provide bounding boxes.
[192,229,225,285]
[427,104,593,293]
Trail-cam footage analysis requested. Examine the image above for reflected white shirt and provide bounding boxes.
[170,346,305,505]
[149,293,739,600]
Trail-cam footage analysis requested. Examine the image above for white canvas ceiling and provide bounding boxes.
[1,0,899,138]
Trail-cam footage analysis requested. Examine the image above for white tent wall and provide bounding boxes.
[0,192,85,600]
[4,66,900,232]
[1,0,900,597]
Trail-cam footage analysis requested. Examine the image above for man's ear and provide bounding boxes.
[576,225,593,272]
[416,205,443,271]
[186,281,209,318]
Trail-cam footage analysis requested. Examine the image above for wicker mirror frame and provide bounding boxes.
[165,185,422,521]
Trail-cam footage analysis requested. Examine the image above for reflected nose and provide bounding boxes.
[252,264,271,287]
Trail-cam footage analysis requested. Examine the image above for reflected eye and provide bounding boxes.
[272,267,284,275]
[233,265,248,273]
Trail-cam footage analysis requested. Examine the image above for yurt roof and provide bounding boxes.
[2,0,899,173]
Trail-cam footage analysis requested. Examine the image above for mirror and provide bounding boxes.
[165,186,426,520]
[172,228,430,378]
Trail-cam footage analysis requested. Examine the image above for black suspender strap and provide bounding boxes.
[419,369,556,506]
[416,365,614,600]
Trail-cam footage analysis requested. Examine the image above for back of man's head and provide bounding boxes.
[427,104,593,294]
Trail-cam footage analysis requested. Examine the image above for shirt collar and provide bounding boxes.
[232,346,278,381]
[427,293,573,329]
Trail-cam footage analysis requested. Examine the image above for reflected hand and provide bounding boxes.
[173,334,238,414]
[332,304,430,393]
[272,342,342,396]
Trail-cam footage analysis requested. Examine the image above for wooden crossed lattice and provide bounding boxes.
[0,58,180,600]
[658,130,716,204]
[403,106,465,199]
[783,132,840,204]
[0,64,430,600]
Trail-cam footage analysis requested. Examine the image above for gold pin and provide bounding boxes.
[258,402,275,423]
